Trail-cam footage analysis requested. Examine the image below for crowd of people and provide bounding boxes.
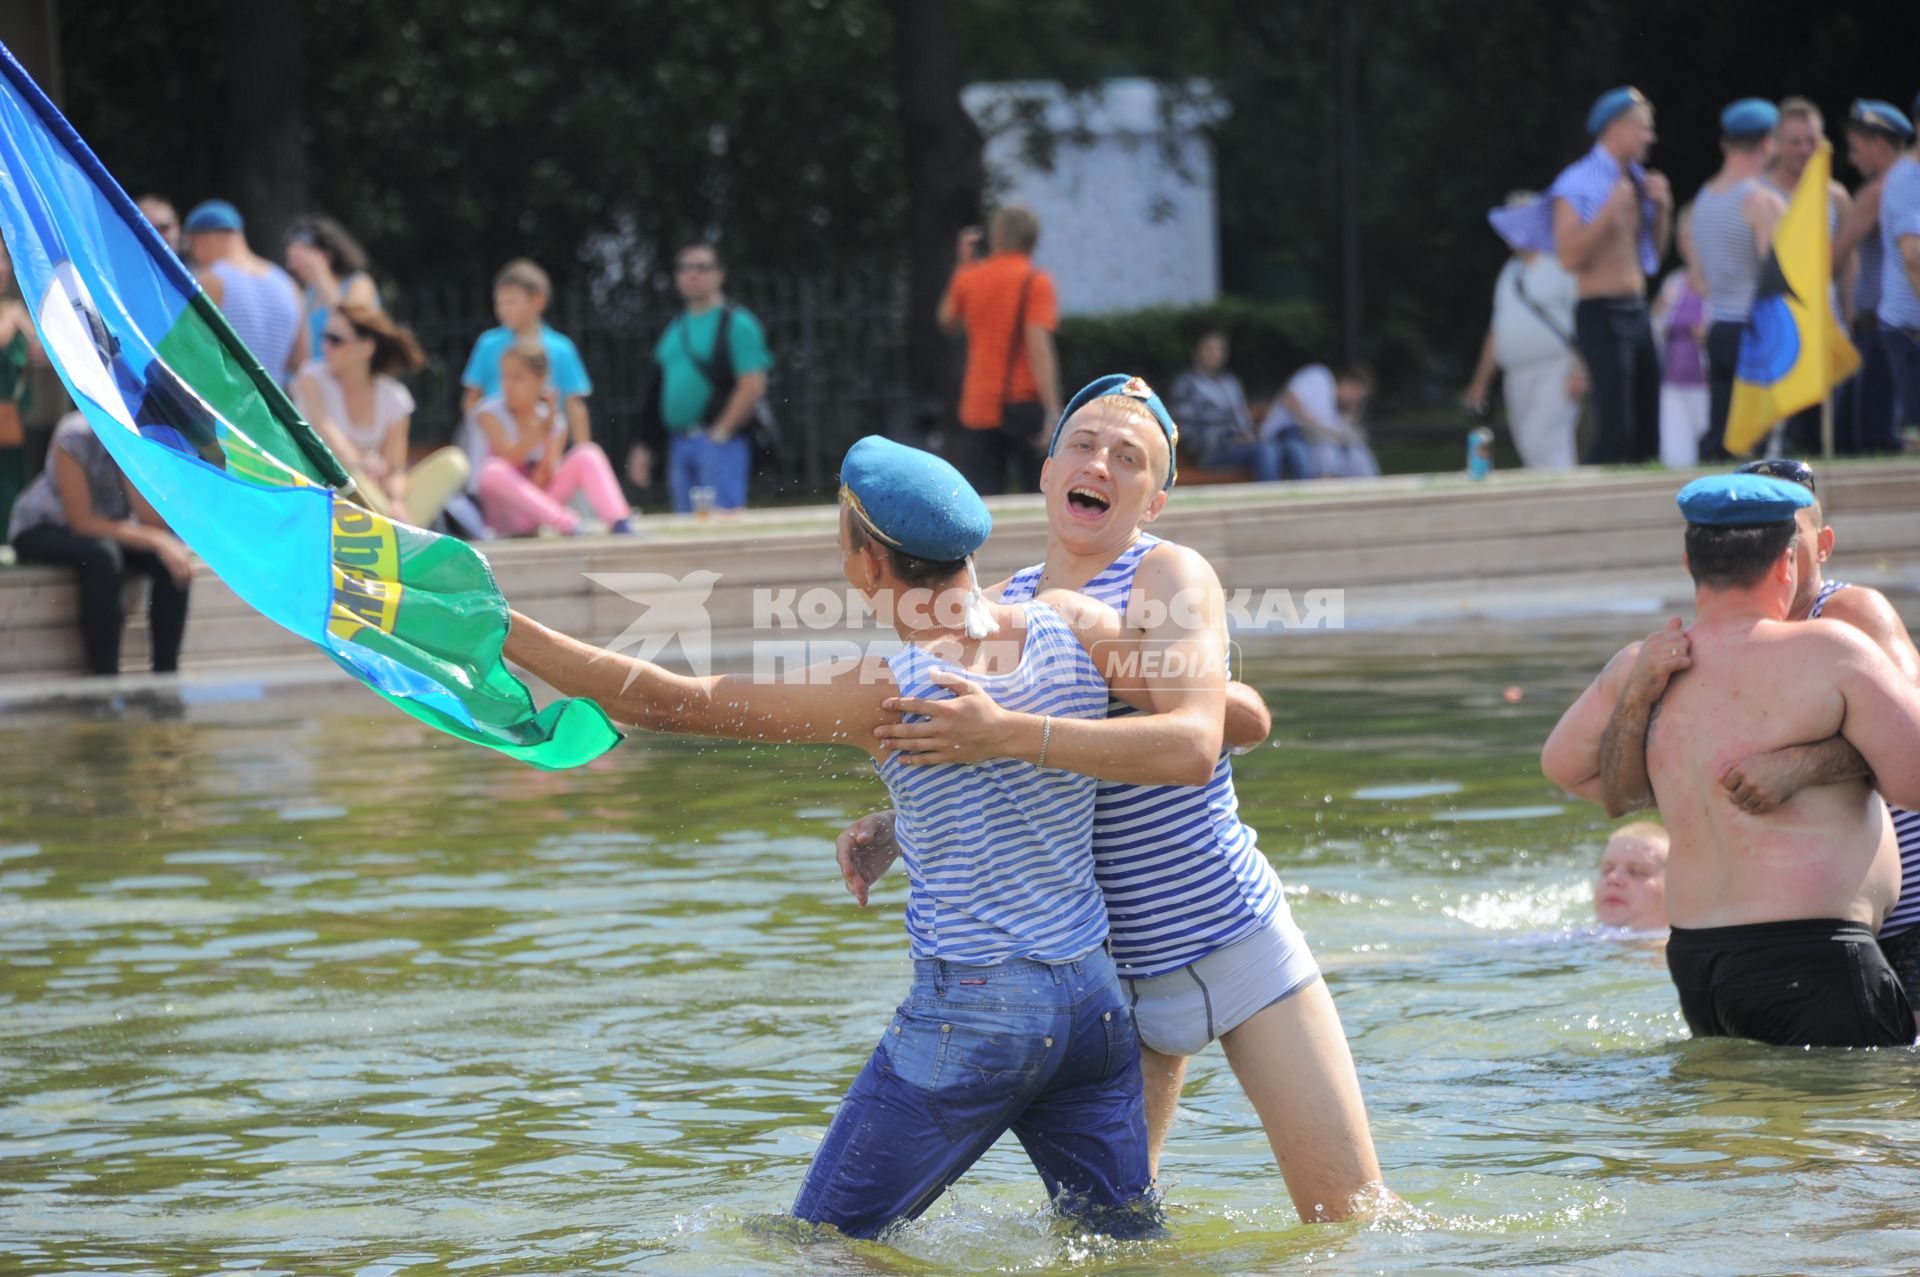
[1477,89,1920,470]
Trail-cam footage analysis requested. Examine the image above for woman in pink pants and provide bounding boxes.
[470,341,635,536]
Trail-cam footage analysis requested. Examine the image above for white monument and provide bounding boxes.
[961,78,1228,317]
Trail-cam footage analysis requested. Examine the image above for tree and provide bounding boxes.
[890,0,982,430]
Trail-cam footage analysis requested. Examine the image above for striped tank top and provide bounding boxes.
[1694,179,1764,323]
[1856,217,1885,317]
[1809,579,1920,938]
[878,602,1113,965]
[1004,534,1287,978]
[210,259,303,380]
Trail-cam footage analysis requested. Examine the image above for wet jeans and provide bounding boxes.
[792,946,1156,1239]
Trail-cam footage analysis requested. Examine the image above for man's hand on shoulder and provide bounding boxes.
[1623,617,1691,707]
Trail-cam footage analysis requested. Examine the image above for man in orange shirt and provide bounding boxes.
[938,204,1063,495]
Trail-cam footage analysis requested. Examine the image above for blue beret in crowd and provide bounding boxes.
[1719,98,1780,139]
[1849,99,1915,142]
[1676,474,1813,526]
[1048,373,1180,490]
[839,435,991,562]
[1587,87,1648,136]
[183,199,244,233]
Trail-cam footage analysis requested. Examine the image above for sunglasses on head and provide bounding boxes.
[1735,458,1816,494]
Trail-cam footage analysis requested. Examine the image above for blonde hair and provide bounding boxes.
[1607,821,1670,862]
[500,338,550,379]
[1778,96,1822,127]
[990,204,1041,254]
[493,257,551,297]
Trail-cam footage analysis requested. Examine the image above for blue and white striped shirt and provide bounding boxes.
[878,602,1112,965]
[1693,179,1764,324]
[1004,535,1288,978]
[209,259,303,381]
[1808,580,1920,939]
[1877,156,1920,331]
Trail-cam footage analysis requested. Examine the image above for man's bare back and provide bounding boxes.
[1647,617,1899,930]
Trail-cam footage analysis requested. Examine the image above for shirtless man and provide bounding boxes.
[1595,457,1920,1011]
[1552,86,1673,465]
[1542,474,1920,1046]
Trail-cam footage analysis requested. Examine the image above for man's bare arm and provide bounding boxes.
[1593,618,1691,816]
[1721,736,1870,814]
[504,609,886,747]
[1542,642,1640,805]
[1224,682,1272,751]
[1831,624,1920,809]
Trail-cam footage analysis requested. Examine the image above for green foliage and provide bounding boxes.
[1056,299,1328,403]
[52,0,1909,405]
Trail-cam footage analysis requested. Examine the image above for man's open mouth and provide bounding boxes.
[1067,486,1111,514]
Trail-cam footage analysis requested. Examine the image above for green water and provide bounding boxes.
[5,632,1920,1276]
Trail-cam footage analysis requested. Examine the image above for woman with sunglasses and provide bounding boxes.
[293,303,468,527]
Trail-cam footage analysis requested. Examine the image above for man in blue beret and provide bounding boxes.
[1873,93,1920,444]
[181,198,306,386]
[1836,99,1919,453]
[503,434,1248,1237]
[1591,459,1920,1029]
[1543,473,1920,1047]
[1691,99,1789,456]
[1547,86,1673,466]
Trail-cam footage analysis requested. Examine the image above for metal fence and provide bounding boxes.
[398,266,916,500]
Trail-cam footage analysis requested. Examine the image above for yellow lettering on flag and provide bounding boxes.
[328,498,403,641]
[1724,141,1861,456]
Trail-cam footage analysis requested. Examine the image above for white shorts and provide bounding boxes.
[1124,913,1322,1057]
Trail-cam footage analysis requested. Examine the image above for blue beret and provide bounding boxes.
[1047,374,1179,489]
[183,199,244,233]
[1720,98,1780,138]
[1676,474,1813,526]
[1850,99,1915,142]
[839,436,990,562]
[1587,87,1648,136]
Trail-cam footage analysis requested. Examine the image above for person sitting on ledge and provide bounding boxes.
[9,411,192,676]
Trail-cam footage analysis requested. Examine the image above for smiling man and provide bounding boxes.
[839,374,1391,1222]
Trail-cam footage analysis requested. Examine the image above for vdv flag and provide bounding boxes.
[1724,140,1861,456]
[0,44,620,769]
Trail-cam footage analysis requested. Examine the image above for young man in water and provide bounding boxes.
[1594,458,1920,1010]
[1593,823,1668,933]
[1542,474,1920,1047]
[503,435,1245,1239]
[837,376,1390,1222]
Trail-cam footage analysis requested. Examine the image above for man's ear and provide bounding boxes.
[1817,525,1835,563]
[1141,489,1170,524]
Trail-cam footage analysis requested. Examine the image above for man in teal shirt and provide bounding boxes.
[647,242,772,513]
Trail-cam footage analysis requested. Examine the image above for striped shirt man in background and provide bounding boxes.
[182,199,305,386]
[1835,99,1917,453]
[1875,94,1920,439]
[1551,87,1673,465]
[1690,99,1786,457]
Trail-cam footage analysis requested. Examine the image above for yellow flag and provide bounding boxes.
[1723,141,1861,456]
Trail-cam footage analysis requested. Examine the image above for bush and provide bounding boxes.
[1055,298,1331,405]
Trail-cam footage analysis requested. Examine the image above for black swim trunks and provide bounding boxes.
[1665,918,1916,1048]
[1879,927,1920,1000]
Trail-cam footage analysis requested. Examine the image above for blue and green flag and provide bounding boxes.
[0,44,620,768]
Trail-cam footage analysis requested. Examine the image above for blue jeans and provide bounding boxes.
[1882,326,1920,438]
[667,429,751,513]
[792,947,1156,1240]
[1206,437,1303,482]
